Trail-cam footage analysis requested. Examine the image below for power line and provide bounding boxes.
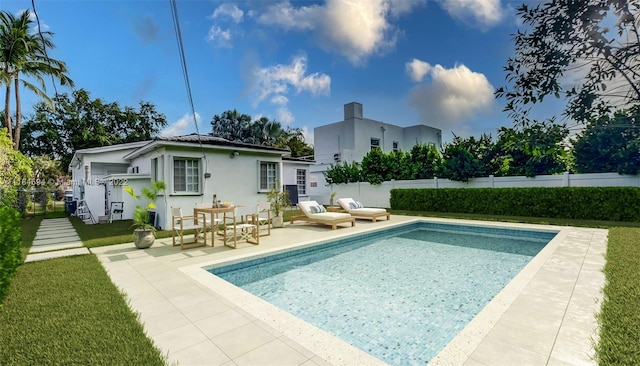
[169,0,202,141]
[31,0,58,97]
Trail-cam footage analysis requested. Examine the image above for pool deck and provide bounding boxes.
[92,216,606,365]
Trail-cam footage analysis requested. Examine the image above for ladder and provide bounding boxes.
[76,200,95,224]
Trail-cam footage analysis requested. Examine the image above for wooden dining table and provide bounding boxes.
[193,205,257,248]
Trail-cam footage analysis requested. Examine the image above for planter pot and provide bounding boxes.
[134,229,155,249]
[272,215,284,228]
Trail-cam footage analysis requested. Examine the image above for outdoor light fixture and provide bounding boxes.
[230,151,240,158]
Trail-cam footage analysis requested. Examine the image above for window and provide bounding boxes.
[173,158,200,193]
[259,161,278,190]
[392,141,399,152]
[371,138,380,150]
[296,169,307,195]
[151,158,158,181]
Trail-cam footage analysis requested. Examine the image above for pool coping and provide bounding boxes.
[178,217,605,365]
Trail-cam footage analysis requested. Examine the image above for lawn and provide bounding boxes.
[3,210,640,364]
[0,255,166,365]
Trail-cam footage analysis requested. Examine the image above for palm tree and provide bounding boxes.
[250,116,283,145]
[0,10,73,150]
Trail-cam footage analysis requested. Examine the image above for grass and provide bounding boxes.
[595,227,640,365]
[0,255,166,365]
[6,208,640,364]
[69,216,174,248]
[19,216,42,263]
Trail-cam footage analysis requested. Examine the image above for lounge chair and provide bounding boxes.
[337,198,390,222]
[290,200,355,230]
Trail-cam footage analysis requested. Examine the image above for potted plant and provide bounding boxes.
[266,184,290,228]
[329,191,337,207]
[125,180,166,249]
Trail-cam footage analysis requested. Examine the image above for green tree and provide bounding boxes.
[409,143,442,179]
[0,128,31,207]
[31,154,63,187]
[573,107,640,174]
[494,122,569,177]
[496,1,640,126]
[439,136,486,182]
[324,161,362,185]
[0,10,73,150]
[210,109,252,142]
[250,116,283,146]
[20,89,166,169]
[277,127,314,158]
[360,147,389,185]
[438,134,496,182]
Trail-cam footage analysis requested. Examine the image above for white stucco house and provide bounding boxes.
[68,134,314,229]
[309,102,442,202]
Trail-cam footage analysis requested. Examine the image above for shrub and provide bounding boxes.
[390,187,640,222]
[0,207,21,304]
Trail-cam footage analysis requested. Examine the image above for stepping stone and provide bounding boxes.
[29,241,85,253]
[24,248,90,263]
[34,231,80,241]
[32,236,82,246]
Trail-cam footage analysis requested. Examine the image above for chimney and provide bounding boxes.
[344,102,363,120]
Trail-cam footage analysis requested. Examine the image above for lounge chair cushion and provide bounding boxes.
[309,204,327,214]
[298,200,351,220]
[338,198,369,212]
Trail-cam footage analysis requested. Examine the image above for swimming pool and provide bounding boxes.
[208,222,558,365]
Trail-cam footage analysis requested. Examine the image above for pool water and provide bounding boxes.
[210,223,555,365]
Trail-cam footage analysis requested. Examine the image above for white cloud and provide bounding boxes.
[277,107,294,124]
[256,0,425,65]
[206,26,232,47]
[438,0,505,28]
[300,126,314,146]
[405,58,432,82]
[256,1,319,30]
[161,112,202,137]
[271,95,289,106]
[206,3,244,47]
[407,63,496,131]
[251,55,330,106]
[211,3,244,23]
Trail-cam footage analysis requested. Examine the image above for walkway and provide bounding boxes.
[25,218,90,263]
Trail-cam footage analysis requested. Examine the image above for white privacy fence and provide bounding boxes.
[324,172,640,208]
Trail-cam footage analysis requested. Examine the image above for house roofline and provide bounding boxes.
[68,141,151,171]
[124,134,290,160]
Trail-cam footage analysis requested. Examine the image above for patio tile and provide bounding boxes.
[233,338,309,366]
[169,339,231,366]
[195,309,253,339]
[133,298,177,320]
[143,309,192,337]
[179,297,232,322]
[168,288,216,309]
[468,336,549,365]
[211,322,278,359]
[550,335,597,366]
[485,318,557,356]
[153,323,208,354]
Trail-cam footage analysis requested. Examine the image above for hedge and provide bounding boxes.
[0,207,21,304]
[390,187,640,222]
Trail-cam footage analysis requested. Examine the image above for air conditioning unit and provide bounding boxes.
[333,153,341,162]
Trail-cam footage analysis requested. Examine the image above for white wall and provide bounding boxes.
[324,172,640,208]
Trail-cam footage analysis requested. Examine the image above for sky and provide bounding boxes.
[2,0,563,145]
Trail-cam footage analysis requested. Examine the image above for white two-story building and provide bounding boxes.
[310,102,442,202]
